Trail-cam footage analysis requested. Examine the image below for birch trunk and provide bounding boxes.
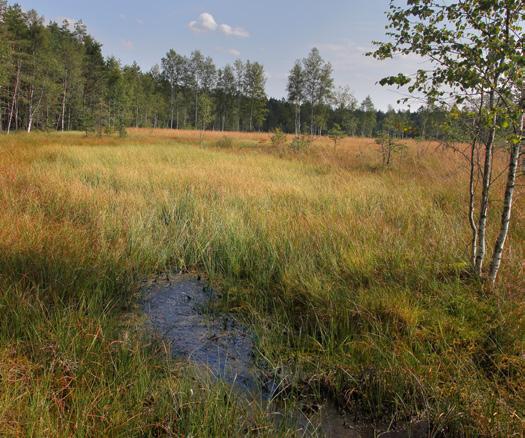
[297,107,300,135]
[468,138,478,267]
[310,100,314,135]
[468,96,484,267]
[194,91,198,129]
[249,102,253,132]
[474,92,497,276]
[488,111,524,285]
[170,87,174,129]
[27,85,34,133]
[7,61,21,135]
[61,75,68,132]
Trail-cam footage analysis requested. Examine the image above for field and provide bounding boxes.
[0,129,523,436]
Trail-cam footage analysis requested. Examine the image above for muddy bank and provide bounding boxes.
[142,274,429,437]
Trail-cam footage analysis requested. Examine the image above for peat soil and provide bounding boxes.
[142,274,428,438]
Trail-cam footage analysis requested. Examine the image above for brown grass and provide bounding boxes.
[0,128,523,436]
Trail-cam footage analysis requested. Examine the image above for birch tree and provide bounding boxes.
[233,59,245,130]
[188,51,216,129]
[371,0,524,285]
[244,61,267,131]
[332,86,357,135]
[360,96,377,137]
[302,48,334,135]
[287,60,305,135]
[216,64,236,131]
[161,49,188,129]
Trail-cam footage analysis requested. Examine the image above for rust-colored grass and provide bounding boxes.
[0,129,523,436]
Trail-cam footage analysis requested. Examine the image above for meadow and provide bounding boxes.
[0,129,523,436]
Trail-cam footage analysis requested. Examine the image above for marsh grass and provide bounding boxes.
[0,129,523,436]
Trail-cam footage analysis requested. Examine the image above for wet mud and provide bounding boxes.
[142,274,429,437]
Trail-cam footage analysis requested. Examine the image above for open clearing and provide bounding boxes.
[0,129,523,436]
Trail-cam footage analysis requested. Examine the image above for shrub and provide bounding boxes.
[328,124,345,151]
[290,135,313,152]
[215,136,234,149]
[270,128,287,148]
[375,134,407,166]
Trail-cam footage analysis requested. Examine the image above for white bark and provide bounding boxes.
[468,139,478,267]
[61,75,68,132]
[7,61,21,135]
[474,93,497,276]
[488,111,524,285]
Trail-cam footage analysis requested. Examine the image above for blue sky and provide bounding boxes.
[19,0,423,110]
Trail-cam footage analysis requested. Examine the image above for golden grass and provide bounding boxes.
[0,129,523,436]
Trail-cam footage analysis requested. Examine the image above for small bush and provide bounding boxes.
[215,136,234,149]
[290,135,313,152]
[375,134,407,166]
[270,128,287,148]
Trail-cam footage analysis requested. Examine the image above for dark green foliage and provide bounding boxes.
[328,123,345,150]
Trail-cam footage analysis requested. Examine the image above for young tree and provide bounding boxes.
[375,134,406,167]
[328,123,345,151]
[122,62,143,128]
[360,96,377,137]
[161,49,188,129]
[372,0,524,285]
[216,64,236,131]
[188,50,216,129]
[233,59,245,131]
[106,57,129,135]
[287,60,305,135]
[332,86,357,135]
[244,61,267,131]
[302,48,334,135]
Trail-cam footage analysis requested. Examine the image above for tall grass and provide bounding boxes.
[0,130,523,436]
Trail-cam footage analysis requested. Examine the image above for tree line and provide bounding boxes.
[0,2,268,134]
[0,1,476,139]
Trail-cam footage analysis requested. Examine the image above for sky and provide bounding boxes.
[18,0,426,110]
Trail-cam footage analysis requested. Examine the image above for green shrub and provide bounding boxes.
[290,135,313,152]
[270,128,287,148]
[215,136,234,148]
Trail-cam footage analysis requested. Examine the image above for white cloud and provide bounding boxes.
[188,12,218,33]
[218,24,249,38]
[188,12,249,38]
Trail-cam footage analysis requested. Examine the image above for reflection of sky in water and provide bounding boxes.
[143,276,259,395]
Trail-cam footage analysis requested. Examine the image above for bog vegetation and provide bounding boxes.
[0,129,523,436]
[0,0,524,436]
